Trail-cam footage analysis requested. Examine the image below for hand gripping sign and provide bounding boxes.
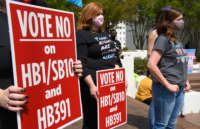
[6,1,82,129]
[97,68,127,129]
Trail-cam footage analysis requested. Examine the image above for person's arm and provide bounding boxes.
[184,80,191,91]
[148,30,158,57]
[0,86,28,112]
[84,75,98,101]
[78,43,98,101]
[76,31,98,100]
[147,50,179,93]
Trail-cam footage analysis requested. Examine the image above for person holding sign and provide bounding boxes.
[0,1,83,129]
[147,7,191,129]
[76,2,121,129]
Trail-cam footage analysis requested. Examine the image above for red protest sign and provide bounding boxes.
[97,68,127,129]
[6,1,82,129]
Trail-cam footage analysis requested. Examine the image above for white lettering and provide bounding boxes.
[63,17,71,38]
[21,63,32,88]
[17,10,28,37]
[55,16,64,37]
[29,12,39,37]
[37,108,47,129]
[45,14,53,37]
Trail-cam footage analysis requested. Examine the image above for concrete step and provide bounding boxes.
[191,88,200,92]
[190,83,200,91]
[188,73,200,91]
[183,91,200,115]
[188,73,200,77]
[189,79,200,83]
[190,83,200,86]
[188,77,200,81]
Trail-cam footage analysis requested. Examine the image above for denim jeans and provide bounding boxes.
[149,82,184,129]
[148,100,155,129]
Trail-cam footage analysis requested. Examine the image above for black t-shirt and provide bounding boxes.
[152,35,188,86]
[76,30,118,82]
[0,12,13,89]
[0,11,17,129]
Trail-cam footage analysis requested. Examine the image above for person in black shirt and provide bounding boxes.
[110,29,123,67]
[76,2,120,129]
[0,1,82,129]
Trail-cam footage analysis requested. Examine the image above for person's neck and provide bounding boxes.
[90,25,99,33]
[172,29,177,33]
[168,27,177,33]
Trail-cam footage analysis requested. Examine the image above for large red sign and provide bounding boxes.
[6,1,82,129]
[97,68,127,129]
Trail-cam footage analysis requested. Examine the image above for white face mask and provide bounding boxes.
[92,14,104,27]
[173,19,184,30]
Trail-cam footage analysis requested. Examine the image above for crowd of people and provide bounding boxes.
[0,0,191,129]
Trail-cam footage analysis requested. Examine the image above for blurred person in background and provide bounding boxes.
[147,6,191,129]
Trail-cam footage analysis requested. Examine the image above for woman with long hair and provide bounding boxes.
[147,7,191,129]
[76,2,120,129]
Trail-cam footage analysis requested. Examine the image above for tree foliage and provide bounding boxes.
[46,0,137,29]
[45,0,200,50]
[126,0,200,49]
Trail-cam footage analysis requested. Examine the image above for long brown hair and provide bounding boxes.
[0,0,6,12]
[156,7,183,43]
[77,2,104,31]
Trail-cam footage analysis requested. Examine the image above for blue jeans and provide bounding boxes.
[148,99,155,129]
[149,83,184,129]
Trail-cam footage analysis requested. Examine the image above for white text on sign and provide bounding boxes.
[37,98,71,129]
[21,58,74,88]
[100,91,125,108]
[100,70,124,86]
[105,112,122,128]
[17,10,71,38]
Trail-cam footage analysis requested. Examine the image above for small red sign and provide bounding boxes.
[97,68,127,129]
[6,1,82,129]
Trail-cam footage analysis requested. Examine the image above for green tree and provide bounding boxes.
[45,0,200,51]
[46,0,82,23]
[127,0,157,49]
[127,0,200,49]
[46,0,137,30]
[182,0,200,49]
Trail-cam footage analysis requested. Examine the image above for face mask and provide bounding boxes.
[173,19,184,30]
[92,14,104,27]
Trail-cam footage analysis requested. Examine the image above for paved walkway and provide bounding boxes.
[65,97,200,129]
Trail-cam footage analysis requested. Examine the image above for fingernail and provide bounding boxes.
[25,96,29,99]
[21,89,25,92]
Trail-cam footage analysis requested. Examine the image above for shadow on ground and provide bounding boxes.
[127,114,149,129]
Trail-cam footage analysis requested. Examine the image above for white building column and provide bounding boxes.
[121,52,137,98]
